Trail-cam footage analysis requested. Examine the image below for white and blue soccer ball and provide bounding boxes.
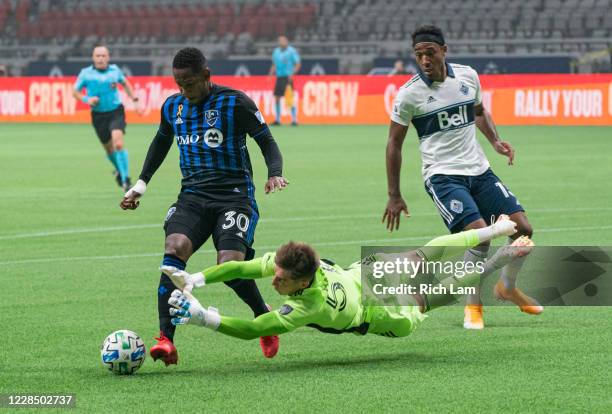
[100,330,146,375]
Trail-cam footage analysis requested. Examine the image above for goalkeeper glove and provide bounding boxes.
[168,289,220,329]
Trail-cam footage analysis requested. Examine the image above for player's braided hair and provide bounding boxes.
[276,241,319,280]
[172,47,207,73]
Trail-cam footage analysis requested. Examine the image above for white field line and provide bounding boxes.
[1,206,610,241]
[2,224,612,266]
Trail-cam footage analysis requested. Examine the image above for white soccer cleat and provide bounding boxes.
[491,214,518,238]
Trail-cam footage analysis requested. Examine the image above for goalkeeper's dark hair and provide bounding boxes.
[172,47,207,74]
[275,241,319,280]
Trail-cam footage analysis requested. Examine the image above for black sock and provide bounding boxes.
[158,254,186,341]
[224,278,269,317]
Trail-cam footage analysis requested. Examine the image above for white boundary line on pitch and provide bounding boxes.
[2,224,612,266]
[1,206,610,241]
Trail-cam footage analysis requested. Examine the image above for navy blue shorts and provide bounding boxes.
[424,168,524,233]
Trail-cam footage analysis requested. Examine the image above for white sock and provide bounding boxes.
[463,245,489,305]
[500,238,527,289]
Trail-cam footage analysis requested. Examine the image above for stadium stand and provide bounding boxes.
[0,0,610,75]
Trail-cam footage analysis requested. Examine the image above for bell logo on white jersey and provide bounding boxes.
[437,105,469,130]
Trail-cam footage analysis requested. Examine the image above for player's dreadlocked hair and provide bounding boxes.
[172,47,207,73]
[411,25,445,46]
[275,241,319,280]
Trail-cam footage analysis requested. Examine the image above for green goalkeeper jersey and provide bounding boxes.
[200,229,482,340]
[202,253,372,338]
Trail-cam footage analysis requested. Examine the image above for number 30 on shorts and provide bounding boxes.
[222,211,250,232]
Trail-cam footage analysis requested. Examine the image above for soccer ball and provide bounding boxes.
[100,330,146,375]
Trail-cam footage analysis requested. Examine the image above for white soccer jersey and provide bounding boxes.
[391,63,490,181]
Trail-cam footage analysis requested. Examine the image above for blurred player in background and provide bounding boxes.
[389,59,409,76]
[120,47,289,364]
[73,45,139,191]
[383,25,542,330]
[269,35,300,126]
[161,216,532,345]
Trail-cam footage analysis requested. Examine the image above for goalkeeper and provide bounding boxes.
[162,216,533,350]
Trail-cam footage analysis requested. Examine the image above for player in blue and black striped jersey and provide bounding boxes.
[120,48,288,365]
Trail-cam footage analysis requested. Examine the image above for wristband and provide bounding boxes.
[204,306,221,330]
[124,179,147,198]
[190,272,206,288]
[82,96,89,104]
[131,179,147,195]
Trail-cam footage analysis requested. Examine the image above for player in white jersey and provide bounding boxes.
[382,25,542,329]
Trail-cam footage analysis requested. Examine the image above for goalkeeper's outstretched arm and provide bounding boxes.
[161,254,276,291]
[203,257,272,284]
[168,290,292,340]
[217,314,290,340]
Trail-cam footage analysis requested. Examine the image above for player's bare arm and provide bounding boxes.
[120,78,138,101]
[474,103,514,165]
[291,62,302,81]
[72,89,99,107]
[383,120,410,231]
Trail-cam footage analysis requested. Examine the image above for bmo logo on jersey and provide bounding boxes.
[437,104,470,130]
[204,128,224,148]
[175,134,201,144]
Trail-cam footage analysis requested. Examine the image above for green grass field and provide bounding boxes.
[1,123,611,413]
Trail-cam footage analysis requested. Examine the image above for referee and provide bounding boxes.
[73,45,140,191]
[268,35,300,126]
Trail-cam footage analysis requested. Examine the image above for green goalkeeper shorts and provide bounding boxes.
[344,260,427,338]
[366,305,427,338]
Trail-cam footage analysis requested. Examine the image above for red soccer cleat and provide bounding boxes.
[260,335,279,358]
[259,304,280,358]
[150,332,178,366]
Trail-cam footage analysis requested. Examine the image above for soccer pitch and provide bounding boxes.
[1,123,611,413]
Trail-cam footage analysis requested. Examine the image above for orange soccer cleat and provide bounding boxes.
[463,304,484,330]
[494,281,543,315]
[494,236,543,315]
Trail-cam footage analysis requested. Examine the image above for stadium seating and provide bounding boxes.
[0,0,610,74]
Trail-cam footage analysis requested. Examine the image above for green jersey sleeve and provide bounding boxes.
[203,252,277,284]
[217,312,290,340]
[273,294,322,332]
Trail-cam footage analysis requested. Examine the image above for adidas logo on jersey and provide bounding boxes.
[427,96,436,103]
[235,231,244,238]
[437,105,469,130]
[175,117,183,125]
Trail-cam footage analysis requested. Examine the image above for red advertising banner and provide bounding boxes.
[1,74,611,125]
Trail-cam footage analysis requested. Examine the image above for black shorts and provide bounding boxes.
[163,192,259,256]
[91,105,126,144]
[273,76,292,97]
